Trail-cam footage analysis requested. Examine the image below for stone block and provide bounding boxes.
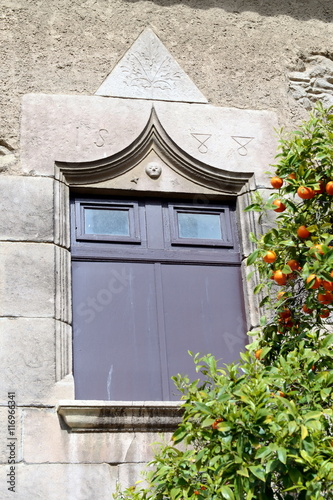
[0,463,116,500]
[23,408,170,464]
[241,261,261,330]
[0,176,53,242]
[20,94,278,192]
[0,406,22,463]
[0,242,54,317]
[20,94,152,176]
[155,101,279,189]
[0,318,56,404]
[237,191,259,260]
[117,463,150,491]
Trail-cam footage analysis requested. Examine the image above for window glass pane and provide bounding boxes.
[85,208,130,236]
[178,212,222,240]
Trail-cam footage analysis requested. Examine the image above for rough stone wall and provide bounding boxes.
[2,0,333,154]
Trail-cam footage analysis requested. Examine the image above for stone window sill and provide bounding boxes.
[57,400,184,432]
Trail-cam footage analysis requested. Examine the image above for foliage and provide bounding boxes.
[115,349,333,500]
[245,102,333,363]
[114,103,333,500]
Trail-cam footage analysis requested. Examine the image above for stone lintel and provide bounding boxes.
[58,401,183,432]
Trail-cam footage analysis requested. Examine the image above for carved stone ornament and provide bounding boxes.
[95,28,208,103]
[289,53,333,109]
[145,161,162,179]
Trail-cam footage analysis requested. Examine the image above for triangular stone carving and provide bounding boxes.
[95,28,208,103]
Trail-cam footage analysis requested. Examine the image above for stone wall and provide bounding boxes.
[1,1,333,498]
[2,0,333,153]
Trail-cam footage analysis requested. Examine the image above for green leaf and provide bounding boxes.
[237,467,249,477]
[248,465,266,482]
[194,402,213,415]
[255,446,273,460]
[301,425,308,440]
[260,316,267,326]
[247,250,260,265]
[220,485,235,500]
[277,447,287,464]
[254,283,264,294]
[216,421,232,432]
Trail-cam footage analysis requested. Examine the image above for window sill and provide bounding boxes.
[57,400,184,432]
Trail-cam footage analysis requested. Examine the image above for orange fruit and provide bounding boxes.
[211,418,223,429]
[323,271,333,291]
[323,280,333,291]
[255,349,263,360]
[320,309,330,318]
[306,274,322,289]
[263,250,277,263]
[279,308,291,319]
[297,186,315,199]
[288,173,296,180]
[284,319,294,328]
[273,270,287,285]
[277,291,285,300]
[302,304,313,314]
[297,225,310,239]
[318,291,333,304]
[270,176,283,189]
[287,259,300,271]
[326,181,333,195]
[272,199,286,212]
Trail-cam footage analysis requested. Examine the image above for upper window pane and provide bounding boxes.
[178,212,222,240]
[85,208,130,236]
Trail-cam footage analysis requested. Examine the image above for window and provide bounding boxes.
[71,196,247,401]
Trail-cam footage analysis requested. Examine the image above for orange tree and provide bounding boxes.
[114,104,333,500]
[246,102,333,363]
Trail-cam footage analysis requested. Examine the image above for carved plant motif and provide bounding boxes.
[121,39,182,90]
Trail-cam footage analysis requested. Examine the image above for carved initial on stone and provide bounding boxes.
[231,136,254,156]
[121,39,182,90]
[191,133,212,154]
[94,129,109,147]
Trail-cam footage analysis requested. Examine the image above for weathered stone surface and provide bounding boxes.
[95,27,208,103]
[23,408,171,464]
[117,463,150,491]
[0,242,54,317]
[0,318,56,404]
[237,191,260,260]
[20,94,277,190]
[155,101,279,189]
[241,260,261,330]
[20,94,152,176]
[57,400,182,432]
[3,1,333,154]
[0,406,22,463]
[289,53,333,109]
[0,463,116,500]
[0,176,53,242]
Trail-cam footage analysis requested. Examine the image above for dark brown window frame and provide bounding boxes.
[168,202,233,248]
[75,198,141,244]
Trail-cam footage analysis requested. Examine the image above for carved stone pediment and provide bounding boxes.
[95,27,208,103]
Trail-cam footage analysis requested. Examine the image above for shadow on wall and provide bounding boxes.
[123,0,333,22]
